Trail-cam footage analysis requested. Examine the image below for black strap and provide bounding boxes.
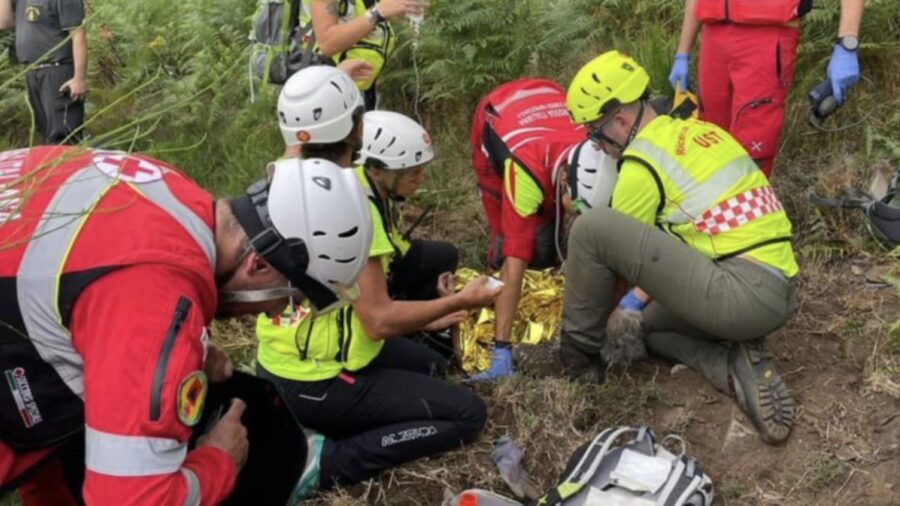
[364,171,403,258]
[403,204,434,241]
[808,186,872,210]
[715,236,793,261]
[620,154,666,218]
[567,141,586,203]
[230,187,338,311]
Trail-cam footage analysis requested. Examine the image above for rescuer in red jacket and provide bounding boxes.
[469,78,585,380]
[0,146,372,504]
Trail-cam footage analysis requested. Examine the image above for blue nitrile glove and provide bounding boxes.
[668,53,690,92]
[618,289,647,312]
[468,344,514,381]
[827,44,860,105]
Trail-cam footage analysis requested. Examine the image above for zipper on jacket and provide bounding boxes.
[150,297,192,421]
[341,306,355,364]
[724,0,730,21]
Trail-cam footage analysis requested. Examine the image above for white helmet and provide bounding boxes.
[355,111,435,169]
[228,158,372,312]
[567,140,618,212]
[278,65,363,147]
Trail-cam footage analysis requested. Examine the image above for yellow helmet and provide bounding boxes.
[566,51,651,125]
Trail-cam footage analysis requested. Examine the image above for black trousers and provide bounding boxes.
[388,239,459,301]
[25,64,84,144]
[258,338,486,488]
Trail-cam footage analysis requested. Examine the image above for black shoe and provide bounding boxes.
[727,341,795,444]
[558,337,606,384]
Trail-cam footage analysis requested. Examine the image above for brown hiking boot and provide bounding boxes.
[558,338,606,384]
[727,340,795,444]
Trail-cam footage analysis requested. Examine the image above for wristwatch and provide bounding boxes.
[365,6,385,24]
[836,35,859,52]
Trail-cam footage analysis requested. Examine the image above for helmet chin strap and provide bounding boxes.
[218,285,301,304]
[593,100,647,153]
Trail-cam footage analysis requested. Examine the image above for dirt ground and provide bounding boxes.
[313,256,900,506]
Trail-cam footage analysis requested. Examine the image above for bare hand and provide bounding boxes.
[59,77,87,102]
[376,0,427,19]
[436,272,455,298]
[456,276,502,310]
[423,310,466,331]
[337,59,374,84]
[198,399,249,470]
[204,342,233,384]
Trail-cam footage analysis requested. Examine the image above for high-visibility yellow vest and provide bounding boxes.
[615,115,799,277]
[256,302,384,381]
[298,0,396,91]
[355,167,411,273]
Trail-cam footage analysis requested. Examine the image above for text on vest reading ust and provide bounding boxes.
[0,150,27,222]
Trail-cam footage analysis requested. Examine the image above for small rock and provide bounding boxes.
[721,411,758,453]
[670,364,689,376]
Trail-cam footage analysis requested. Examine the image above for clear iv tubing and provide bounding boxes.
[408,13,423,125]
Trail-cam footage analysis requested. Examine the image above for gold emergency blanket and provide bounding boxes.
[455,268,563,373]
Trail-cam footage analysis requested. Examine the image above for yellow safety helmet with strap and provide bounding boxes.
[567,51,651,125]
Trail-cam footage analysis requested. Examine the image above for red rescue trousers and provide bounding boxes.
[0,441,80,506]
[698,23,799,177]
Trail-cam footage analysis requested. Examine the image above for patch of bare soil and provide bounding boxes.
[310,258,900,506]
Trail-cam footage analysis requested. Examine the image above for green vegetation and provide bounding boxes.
[2,0,900,504]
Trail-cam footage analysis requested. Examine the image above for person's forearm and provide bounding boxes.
[676,0,701,54]
[355,296,465,340]
[0,0,14,30]
[838,0,864,36]
[72,28,87,81]
[312,1,378,56]
[494,256,527,343]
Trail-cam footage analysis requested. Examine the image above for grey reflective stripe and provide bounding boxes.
[133,180,216,269]
[16,154,216,400]
[181,468,201,506]
[85,426,187,476]
[628,138,757,224]
[16,166,116,398]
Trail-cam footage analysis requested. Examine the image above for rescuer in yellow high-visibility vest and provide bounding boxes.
[562,50,798,445]
[301,0,422,109]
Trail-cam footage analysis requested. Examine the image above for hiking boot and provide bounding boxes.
[558,338,606,384]
[727,340,795,445]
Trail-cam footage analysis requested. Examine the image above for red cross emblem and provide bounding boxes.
[93,152,166,183]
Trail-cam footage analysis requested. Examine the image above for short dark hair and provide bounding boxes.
[301,140,353,162]
[299,112,364,163]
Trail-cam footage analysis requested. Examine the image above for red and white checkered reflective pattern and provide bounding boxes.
[693,186,783,235]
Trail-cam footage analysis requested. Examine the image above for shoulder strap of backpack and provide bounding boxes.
[531,426,637,506]
[657,456,704,506]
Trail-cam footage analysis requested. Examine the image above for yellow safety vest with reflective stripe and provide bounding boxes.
[298,0,396,91]
[256,302,383,381]
[613,115,799,277]
[354,166,411,273]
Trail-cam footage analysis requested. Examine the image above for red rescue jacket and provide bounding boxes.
[0,146,235,504]
[471,78,584,263]
[694,0,812,25]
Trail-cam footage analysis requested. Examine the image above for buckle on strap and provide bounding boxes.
[249,228,284,257]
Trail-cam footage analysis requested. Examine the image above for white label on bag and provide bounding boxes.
[609,449,673,494]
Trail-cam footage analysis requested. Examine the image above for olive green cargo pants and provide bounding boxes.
[561,207,796,391]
